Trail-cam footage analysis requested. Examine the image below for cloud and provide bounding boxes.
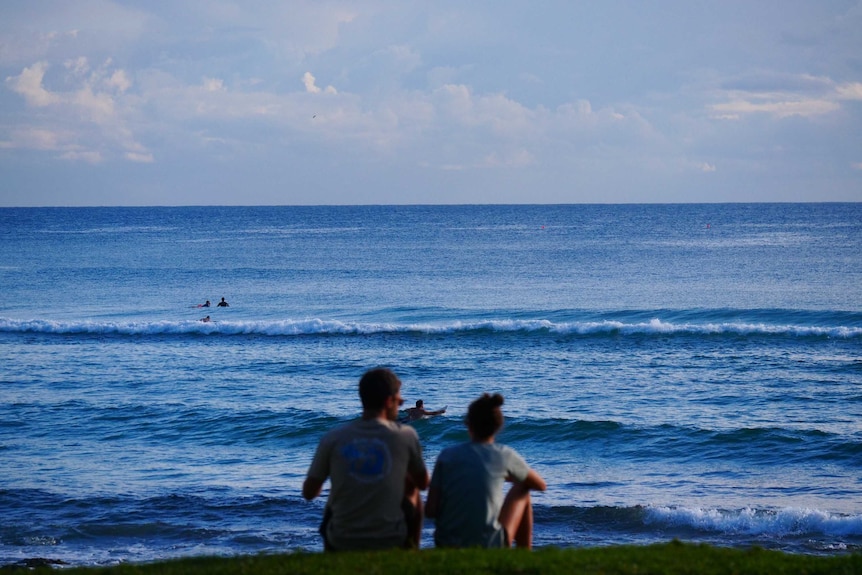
[60,150,103,164]
[202,77,226,92]
[3,127,66,150]
[710,76,862,119]
[64,56,90,76]
[0,126,103,164]
[125,151,154,163]
[481,149,535,168]
[302,72,336,95]
[135,76,560,169]
[2,3,861,205]
[4,59,150,162]
[106,69,131,93]
[710,97,840,119]
[836,82,862,100]
[6,61,59,106]
[435,84,533,130]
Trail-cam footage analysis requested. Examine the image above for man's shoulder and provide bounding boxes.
[379,420,422,449]
[327,418,419,438]
[388,419,421,441]
[318,418,362,442]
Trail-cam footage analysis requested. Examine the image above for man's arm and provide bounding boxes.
[302,476,324,501]
[406,429,430,490]
[424,484,440,519]
[304,433,333,501]
[407,467,430,491]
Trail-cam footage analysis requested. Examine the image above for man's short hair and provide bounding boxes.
[467,393,504,440]
[359,367,401,410]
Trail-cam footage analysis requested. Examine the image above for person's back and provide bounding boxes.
[426,393,546,549]
[303,368,429,551]
[311,417,423,549]
[430,441,529,547]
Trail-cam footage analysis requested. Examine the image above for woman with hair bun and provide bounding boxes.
[425,393,547,548]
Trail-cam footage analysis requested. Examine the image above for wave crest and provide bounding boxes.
[0,316,859,339]
[644,506,862,537]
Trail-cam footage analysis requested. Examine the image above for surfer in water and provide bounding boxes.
[403,400,446,422]
[217,297,229,307]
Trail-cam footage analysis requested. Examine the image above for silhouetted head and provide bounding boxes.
[466,393,504,441]
[359,367,403,414]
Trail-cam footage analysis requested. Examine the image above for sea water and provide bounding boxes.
[1,204,860,566]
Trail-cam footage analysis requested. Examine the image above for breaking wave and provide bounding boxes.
[1,316,859,339]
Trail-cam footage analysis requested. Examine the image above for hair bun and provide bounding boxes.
[490,393,504,408]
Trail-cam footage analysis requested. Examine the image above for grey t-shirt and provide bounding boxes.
[430,441,530,548]
[306,418,426,550]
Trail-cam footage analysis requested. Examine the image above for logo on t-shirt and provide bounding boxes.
[341,438,391,483]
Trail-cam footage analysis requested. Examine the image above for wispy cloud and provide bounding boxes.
[710,77,862,119]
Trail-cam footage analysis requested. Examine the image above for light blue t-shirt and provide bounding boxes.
[430,441,530,548]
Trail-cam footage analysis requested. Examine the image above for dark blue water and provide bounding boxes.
[1,204,860,566]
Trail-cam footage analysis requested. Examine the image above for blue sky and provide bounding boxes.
[1,1,861,206]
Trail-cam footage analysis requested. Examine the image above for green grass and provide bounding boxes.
[5,542,861,575]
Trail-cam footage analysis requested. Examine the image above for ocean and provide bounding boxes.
[1,203,860,567]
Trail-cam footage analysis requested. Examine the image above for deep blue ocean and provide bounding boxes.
[1,204,861,567]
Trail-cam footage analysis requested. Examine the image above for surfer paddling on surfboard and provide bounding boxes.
[402,400,447,423]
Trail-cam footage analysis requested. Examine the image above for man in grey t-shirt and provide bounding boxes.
[303,368,429,551]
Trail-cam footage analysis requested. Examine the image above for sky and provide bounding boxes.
[1,1,861,206]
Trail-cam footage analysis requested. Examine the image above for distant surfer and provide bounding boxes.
[403,400,446,422]
[198,300,211,308]
[217,297,229,307]
[200,315,211,322]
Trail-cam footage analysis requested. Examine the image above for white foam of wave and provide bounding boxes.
[0,317,859,338]
[645,506,862,537]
